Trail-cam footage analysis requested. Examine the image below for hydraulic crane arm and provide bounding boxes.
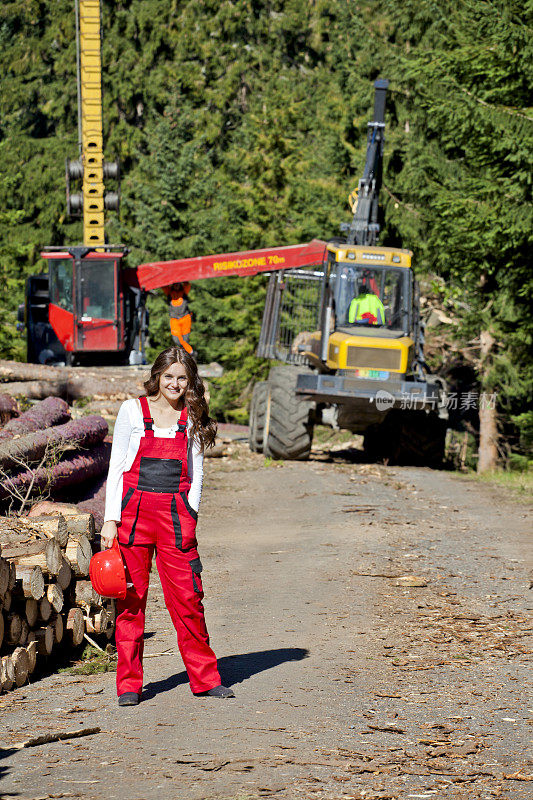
[136,240,327,290]
[344,78,389,247]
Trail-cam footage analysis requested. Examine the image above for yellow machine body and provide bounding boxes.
[301,243,415,376]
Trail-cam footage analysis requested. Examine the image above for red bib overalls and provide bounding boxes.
[115,396,221,696]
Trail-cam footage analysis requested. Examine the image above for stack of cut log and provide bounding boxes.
[0,510,114,692]
[0,396,110,508]
[0,360,145,402]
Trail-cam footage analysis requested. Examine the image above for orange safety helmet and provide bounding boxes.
[89,539,127,600]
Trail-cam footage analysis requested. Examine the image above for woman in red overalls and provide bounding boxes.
[100,347,233,706]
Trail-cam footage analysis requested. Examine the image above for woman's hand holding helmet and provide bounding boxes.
[101,520,118,549]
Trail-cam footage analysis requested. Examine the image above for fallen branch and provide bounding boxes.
[9,727,102,750]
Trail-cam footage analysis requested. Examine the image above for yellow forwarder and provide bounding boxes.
[251,80,448,466]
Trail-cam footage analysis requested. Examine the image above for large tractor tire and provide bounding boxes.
[364,410,446,468]
[248,381,268,453]
[264,366,314,460]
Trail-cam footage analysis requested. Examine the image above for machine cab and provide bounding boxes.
[43,249,124,355]
[27,246,137,364]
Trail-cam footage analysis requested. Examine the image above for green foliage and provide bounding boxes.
[0,0,531,452]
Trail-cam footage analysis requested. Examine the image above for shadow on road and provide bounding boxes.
[0,746,18,790]
[142,647,309,700]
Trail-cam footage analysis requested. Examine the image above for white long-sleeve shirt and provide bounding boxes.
[103,398,204,523]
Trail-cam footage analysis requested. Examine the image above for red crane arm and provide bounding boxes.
[135,239,327,290]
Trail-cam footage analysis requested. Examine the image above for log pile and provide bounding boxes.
[0,395,19,425]
[0,397,110,511]
[0,510,114,692]
[0,360,146,402]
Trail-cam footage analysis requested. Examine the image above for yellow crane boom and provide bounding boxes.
[79,0,105,246]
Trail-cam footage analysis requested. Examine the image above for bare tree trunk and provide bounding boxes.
[478,330,498,473]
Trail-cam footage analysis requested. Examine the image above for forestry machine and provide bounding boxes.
[22,0,144,366]
[136,80,448,466]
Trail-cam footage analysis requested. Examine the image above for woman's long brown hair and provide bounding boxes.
[143,347,217,452]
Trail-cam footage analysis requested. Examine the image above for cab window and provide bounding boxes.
[49,259,73,312]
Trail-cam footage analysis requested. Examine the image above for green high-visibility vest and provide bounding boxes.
[348,293,386,324]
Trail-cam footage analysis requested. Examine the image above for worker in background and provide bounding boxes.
[348,272,386,326]
[164,282,193,354]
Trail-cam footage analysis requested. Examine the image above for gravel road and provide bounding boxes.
[1,441,531,800]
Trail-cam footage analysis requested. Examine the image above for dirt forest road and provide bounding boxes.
[1,438,532,800]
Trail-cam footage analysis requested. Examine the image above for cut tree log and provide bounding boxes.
[104,600,116,640]
[64,535,92,577]
[66,607,85,646]
[0,360,66,383]
[85,608,108,635]
[4,538,63,577]
[38,596,52,622]
[1,381,67,400]
[46,583,63,613]
[33,625,54,655]
[18,618,29,645]
[18,515,68,547]
[0,611,4,648]
[56,557,72,590]
[1,654,15,691]
[51,613,63,644]
[65,513,95,541]
[11,646,30,687]
[5,612,22,645]
[29,500,78,517]
[0,415,108,472]
[15,564,45,600]
[2,590,12,612]
[0,442,110,501]
[0,556,9,596]
[8,560,16,590]
[0,394,19,425]
[26,639,37,673]
[74,580,102,608]
[0,397,70,442]
[25,598,38,627]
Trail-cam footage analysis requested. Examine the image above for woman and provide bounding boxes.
[100,346,234,706]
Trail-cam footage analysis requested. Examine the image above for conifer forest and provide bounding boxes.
[0,0,531,465]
